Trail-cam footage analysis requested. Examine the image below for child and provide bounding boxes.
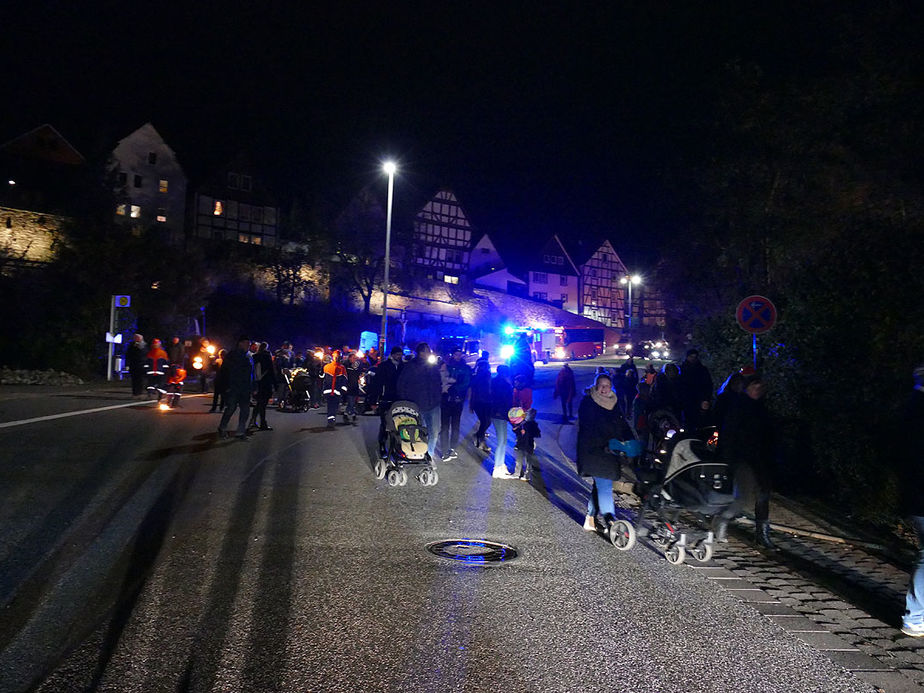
[513,408,541,481]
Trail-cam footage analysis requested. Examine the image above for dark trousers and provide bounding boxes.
[559,395,574,418]
[378,400,394,453]
[218,389,250,435]
[472,403,491,443]
[440,399,463,452]
[210,387,226,411]
[326,394,341,419]
[251,385,271,427]
[130,367,145,395]
[720,463,771,524]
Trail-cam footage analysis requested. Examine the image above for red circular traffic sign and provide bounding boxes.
[736,295,777,334]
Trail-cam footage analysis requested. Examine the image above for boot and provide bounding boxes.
[713,518,729,543]
[756,522,776,549]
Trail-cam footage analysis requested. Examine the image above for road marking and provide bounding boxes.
[0,395,206,429]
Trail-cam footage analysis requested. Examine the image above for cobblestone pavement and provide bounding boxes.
[681,496,924,692]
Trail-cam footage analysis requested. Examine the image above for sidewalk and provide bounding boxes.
[702,496,924,692]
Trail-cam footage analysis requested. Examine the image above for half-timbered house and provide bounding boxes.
[411,189,472,284]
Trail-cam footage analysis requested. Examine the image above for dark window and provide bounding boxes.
[227,172,240,189]
[241,175,252,191]
[133,174,142,188]
[560,275,568,286]
[5,217,11,229]
[148,152,157,164]
[118,171,127,186]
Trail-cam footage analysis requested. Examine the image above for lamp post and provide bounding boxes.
[620,274,642,330]
[379,161,396,354]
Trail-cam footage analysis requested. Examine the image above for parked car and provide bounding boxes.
[640,339,670,360]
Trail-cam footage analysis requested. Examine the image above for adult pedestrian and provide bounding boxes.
[167,336,184,367]
[396,342,442,460]
[374,346,404,456]
[126,333,147,397]
[209,349,228,413]
[553,362,577,423]
[713,369,776,548]
[274,342,293,403]
[678,348,714,429]
[899,365,924,637]
[616,356,639,415]
[650,362,683,420]
[248,341,276,430]
[322,350,348,428]
[489,364,516,479]
[217,336,254,440]
[440,347,472,460]
[577,373,632,533]
[470,360,492,452]
[145,338,169,398]
[344,352,363,424]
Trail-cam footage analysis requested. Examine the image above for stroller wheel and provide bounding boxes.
[386,469,401,487]
[418,469,432,486]
[690,539,714,563]
[429,469,439,486]
[665,543,686,565]
[373,458,387,480]
[608,520,637,551]
[398,469,408,486]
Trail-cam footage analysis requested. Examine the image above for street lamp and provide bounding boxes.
[379,161,396,354]
[620,274,642,329]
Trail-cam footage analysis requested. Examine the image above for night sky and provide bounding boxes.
[0,2,903,265]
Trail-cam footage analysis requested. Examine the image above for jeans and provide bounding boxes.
[587,478,615,518]
[906,516,924,626]
[440,399,463,452]
[492,418,509,473]
[345,395,358,416]
[218,389,250,436]
[420,406,441,459]
[473,403,491,443]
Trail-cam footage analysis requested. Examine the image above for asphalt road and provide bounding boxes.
[0,362,876,692]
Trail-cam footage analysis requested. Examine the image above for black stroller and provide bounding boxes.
[373,401,438,487]
[630,419,734,564]
[277,367,312,412]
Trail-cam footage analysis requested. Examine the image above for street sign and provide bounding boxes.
[114,295,131,308]
[105,332,123,344]
[736,295,777,334]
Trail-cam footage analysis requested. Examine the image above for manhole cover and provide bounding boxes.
[426,539,518,564]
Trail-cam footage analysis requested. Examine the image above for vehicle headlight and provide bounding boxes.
[651,350,660,358]
[555,347,565,359]
[626,344,632,351]
[500,345,515,360]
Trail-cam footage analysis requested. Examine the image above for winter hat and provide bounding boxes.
[507,407,526,425]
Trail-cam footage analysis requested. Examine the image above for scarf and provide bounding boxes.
[590,387,618,411]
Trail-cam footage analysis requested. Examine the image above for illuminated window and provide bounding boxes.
[116,204,126,216]
[148,152,157,164]
[133,174,142,188]
[156,208,166,223]
[252,235,262,246]
[130,205,141,218]
[159,179,168,193]
[443,275,459,285]
[213,200,223,216]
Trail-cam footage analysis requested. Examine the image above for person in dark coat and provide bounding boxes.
[489,364,515,478]
[396,342,442,459]
[900,365,924,637]
[125,333,147,397]
[615,356,639,415]
[248,342,276,430]
[650,362,683,419]
[553,363,577,423]
[439,347,472,460]
[469,360,493,452]
[375,346,405,456]
[344,352,364,424]
[513,408,541,481]
[678,348,714,429]
[167,336,184,367]
[577,373,632,533]
[713,370,776,547]
[217,337,254,440]
[209,349,228,413]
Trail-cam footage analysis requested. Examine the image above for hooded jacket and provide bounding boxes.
[323,361,347,397]
[396,356,442,412]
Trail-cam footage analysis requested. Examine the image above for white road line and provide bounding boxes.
[0,395,207,429]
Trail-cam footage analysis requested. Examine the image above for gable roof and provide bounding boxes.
[0,124,85,166]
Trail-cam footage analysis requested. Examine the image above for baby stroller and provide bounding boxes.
[277,367,312,412]
[373,401,438,487]
[631,425,733,564]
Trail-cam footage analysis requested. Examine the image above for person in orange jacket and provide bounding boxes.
[145,338,169,398]
[322,350,348,428]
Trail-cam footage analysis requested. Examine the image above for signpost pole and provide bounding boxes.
[107,295,116,381]
[752,333,758,369]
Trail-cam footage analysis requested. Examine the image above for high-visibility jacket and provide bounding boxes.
[322,362,347,397]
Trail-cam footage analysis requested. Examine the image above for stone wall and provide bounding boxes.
[0,205,65,264]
